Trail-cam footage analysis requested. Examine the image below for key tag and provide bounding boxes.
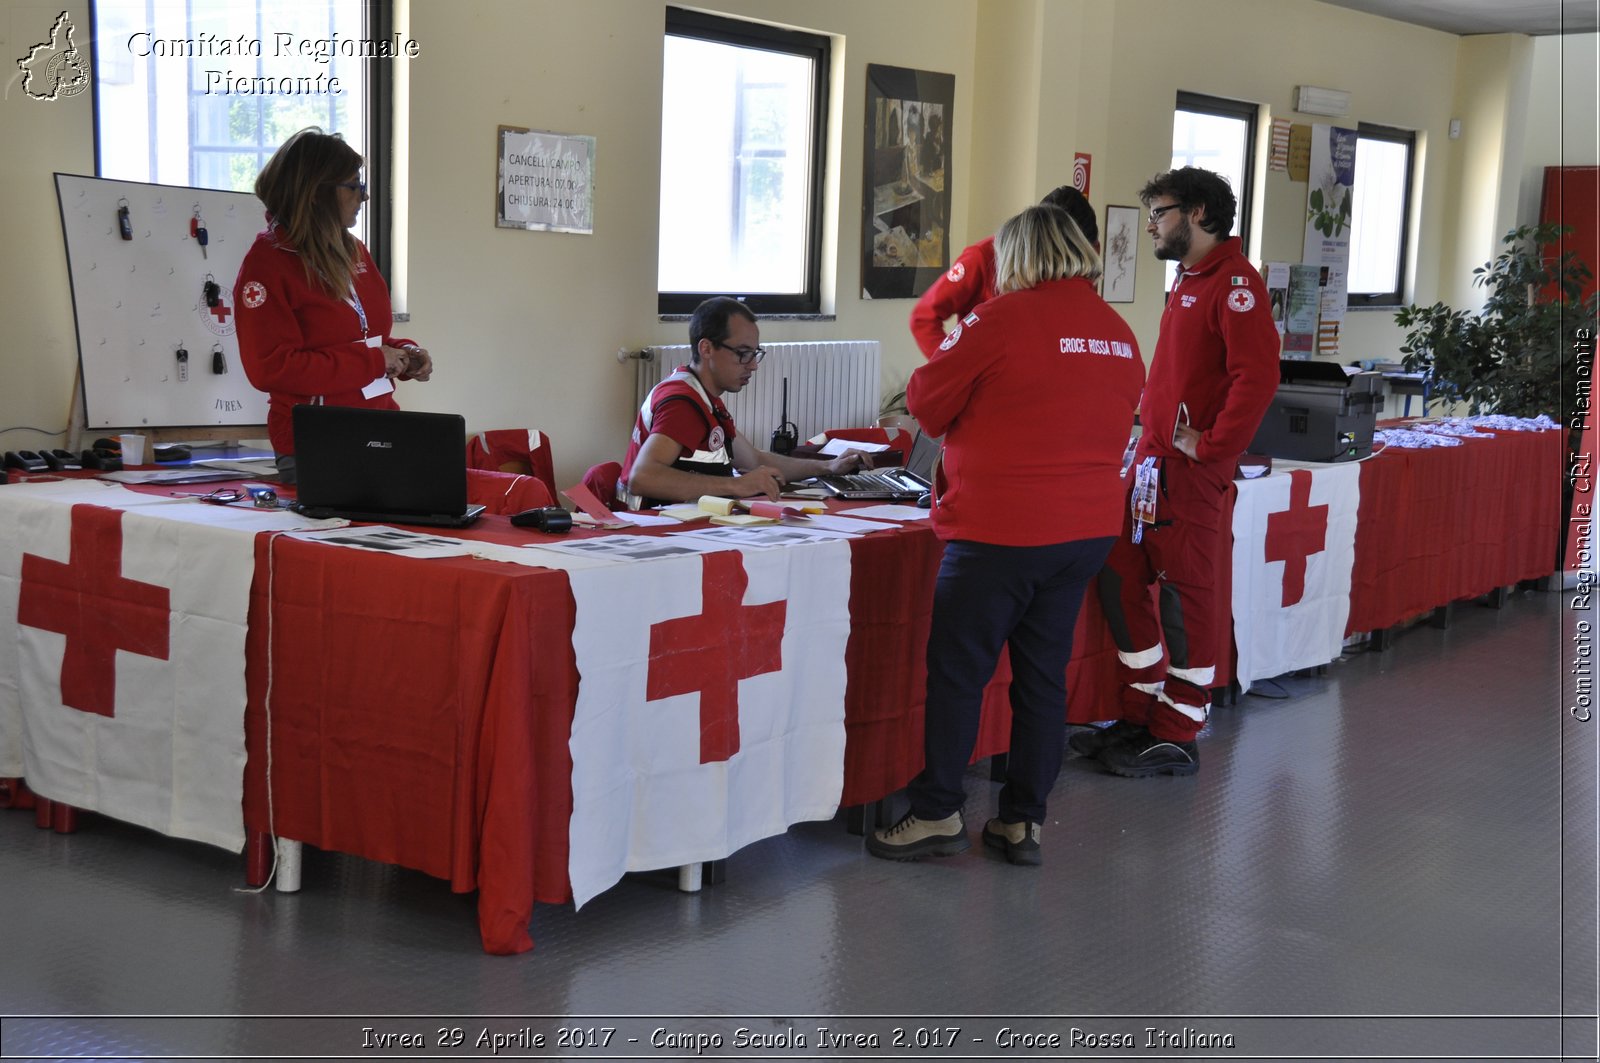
[175,344,189,382]
[189,208,200,237]
[211,343,227,374]
[203,275,221,308]
[117,198,133,241]
[1130,456,1160,543]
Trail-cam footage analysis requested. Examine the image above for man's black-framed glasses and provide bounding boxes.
[715,342,767,365]
[1147,203,1185,224]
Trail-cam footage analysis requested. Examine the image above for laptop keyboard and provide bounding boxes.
[815,468,928,499]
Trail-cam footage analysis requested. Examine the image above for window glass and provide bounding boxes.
[1348,126,1415,305]
[658,9,828,315]
[1169,92,1257,288]
[94,0,370,242]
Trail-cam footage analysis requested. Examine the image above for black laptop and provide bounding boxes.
[290,405,485,528]
[805,431,939,501]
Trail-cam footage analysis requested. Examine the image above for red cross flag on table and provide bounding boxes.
[562,538,851,907]
[0,480,313,851]
[1230,463,1361,691]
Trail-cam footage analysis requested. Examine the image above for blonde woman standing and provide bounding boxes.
[868,204,1145,866]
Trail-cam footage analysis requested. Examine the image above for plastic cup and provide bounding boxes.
[120,433,147,465]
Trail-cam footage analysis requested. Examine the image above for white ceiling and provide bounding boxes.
[1315,0,1598,36]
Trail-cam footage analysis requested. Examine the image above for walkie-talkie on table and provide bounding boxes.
[770,377,798,455]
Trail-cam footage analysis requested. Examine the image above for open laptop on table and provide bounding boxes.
[290,405,485,528]
[800,430,939,501]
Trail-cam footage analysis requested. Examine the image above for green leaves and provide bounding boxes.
[1396,223,1598,418]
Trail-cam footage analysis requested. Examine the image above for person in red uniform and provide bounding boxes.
[867,205,1145,865]
[621,297,867,507]
[234,128,432,484]
[908,185,1100,359]
[1077,166,1281,778]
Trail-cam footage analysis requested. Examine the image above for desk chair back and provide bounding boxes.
[468,429,557,501]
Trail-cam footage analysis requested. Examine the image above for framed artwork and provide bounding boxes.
[1102,204,1141,303]
[862,64,954,299]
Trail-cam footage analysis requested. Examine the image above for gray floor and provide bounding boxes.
[2,587,1595,1062]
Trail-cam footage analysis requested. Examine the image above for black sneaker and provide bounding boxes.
[865,810,969,861]
[1097,732,1199,777]
[1067,720,1145,758]
[982,817,1042,866]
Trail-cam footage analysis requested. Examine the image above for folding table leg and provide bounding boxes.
[275,839,302,892]
[245,831,272,887]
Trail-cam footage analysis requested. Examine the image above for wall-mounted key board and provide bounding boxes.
[55,173,271,428]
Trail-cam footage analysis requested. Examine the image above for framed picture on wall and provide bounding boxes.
[862,64,954,300]
[1102,205,1141,303]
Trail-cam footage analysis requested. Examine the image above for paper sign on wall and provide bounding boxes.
[497,125,595,234]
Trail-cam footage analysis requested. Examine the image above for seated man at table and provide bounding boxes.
[620,296,868,507]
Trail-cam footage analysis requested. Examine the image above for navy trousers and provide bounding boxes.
[907,535,1115,825]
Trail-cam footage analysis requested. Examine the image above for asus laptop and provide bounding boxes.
[290,405,485,528]
[805,431,939,501]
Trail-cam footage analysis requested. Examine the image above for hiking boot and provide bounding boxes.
[1097,732,1199,777]
[982,817,1042,866]
[865,810,969,861]
[1067,720,1145,758]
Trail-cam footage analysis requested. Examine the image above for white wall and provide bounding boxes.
[1517,32,1600,226]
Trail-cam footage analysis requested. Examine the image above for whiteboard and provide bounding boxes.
[55,173,271,429]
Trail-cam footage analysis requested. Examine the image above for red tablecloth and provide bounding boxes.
[240,516,1121,954]
[19,425,1557,955]
[1346,428,1562,633]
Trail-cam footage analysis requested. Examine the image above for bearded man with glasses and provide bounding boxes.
[1077,166,1279,779]
[621,297,869,507]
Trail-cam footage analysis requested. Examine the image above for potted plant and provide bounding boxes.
[1396,223,1597,418]
[879,383,915,432]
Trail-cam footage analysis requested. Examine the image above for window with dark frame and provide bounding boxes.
[1167,91,1258,292]
[658,7,829,316]
[1347,122,1415,307]
[1172,91,1258,245]
[89,0,394,276]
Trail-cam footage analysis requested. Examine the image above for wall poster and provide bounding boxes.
[861,64,954,299]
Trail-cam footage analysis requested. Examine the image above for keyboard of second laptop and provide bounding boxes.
[820,468,927,498]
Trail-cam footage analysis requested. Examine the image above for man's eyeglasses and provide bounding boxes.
[715,342,766,365]
[1147,203,1184,224]
[336,181,367,195]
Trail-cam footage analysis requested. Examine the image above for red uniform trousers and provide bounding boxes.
[1096,458,1232,742]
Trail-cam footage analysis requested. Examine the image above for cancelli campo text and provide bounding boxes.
[125,32,419,94]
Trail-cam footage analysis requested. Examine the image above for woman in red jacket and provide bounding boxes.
[234,128,433,483]
[867,204,1145,866]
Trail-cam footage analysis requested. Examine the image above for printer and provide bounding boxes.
[1249,359,1385,462]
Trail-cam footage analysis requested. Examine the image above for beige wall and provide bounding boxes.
[1,1,95,442]
[0,0,1587,483]
[1518,32,1599,225]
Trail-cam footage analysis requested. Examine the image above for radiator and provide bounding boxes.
[635,340,882,448]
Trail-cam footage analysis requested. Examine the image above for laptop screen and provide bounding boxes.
[292,405,474,522]
[901,431,940,481]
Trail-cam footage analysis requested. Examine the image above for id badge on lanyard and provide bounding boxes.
[349,286,395,399]
[1130,456,1160,543]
